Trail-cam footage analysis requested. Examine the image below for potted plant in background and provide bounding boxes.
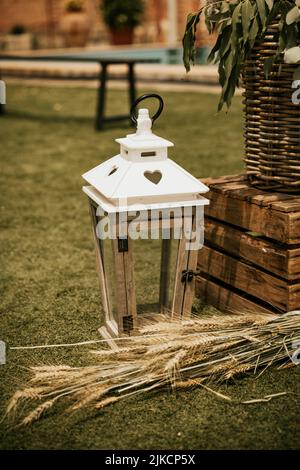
[4,25,32,51]
[183,0,300,191]
[60,0,90,48]
[101,0,144,45]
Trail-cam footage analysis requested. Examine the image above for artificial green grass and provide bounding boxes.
[0,84,299,450]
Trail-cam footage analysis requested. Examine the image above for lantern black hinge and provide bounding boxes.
[118,237,128,252]
[181,269,200,283]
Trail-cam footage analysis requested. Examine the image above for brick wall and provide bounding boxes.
[0,0,62,33]
[0,0,212,47]
[0,0,103,47]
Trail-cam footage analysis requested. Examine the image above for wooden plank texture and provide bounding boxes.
[123,237,138,330]
[112,238,138,333]
[196,175,300,314]
[111,239,128,331]
[288,248,300,278]
[198,245,300,312]
[88,200,113,326]
[202,174,248,186]
[204,188,300,243]
[196,276,275,314]
[172,217,199,317]
[203,175,300,211]
[159,237,172,312]
[172,236,189,316]
[182,246,198,317]
[204,218,300,280]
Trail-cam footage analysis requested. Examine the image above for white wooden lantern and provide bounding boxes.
[82,94,209,338]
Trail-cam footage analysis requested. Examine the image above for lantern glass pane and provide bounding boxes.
[133,236,179,316]
[100,237,117,323]
[134,238,161,314]
[165,236,179,313]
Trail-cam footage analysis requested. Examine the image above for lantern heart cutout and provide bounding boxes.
[144,170,162,185]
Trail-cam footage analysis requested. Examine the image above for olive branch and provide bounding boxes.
[183,0,300,110]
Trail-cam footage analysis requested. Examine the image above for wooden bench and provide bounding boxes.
[0,54,157,130]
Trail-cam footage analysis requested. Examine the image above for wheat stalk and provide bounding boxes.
[6,311,300,425]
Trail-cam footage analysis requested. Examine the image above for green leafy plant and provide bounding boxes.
[66,0,84,13]
[101,0,144,29]
[183,0,300,110]
[10,24,26,35]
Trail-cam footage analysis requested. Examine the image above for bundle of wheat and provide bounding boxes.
[6,311,300,425]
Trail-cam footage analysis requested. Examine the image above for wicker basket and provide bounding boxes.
[243,23,300,192]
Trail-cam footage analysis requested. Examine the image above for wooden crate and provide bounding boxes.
[196,174,300,314]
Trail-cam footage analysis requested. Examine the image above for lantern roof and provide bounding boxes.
[82,107,209,211]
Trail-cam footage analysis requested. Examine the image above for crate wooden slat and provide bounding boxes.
[196,174,300,314]
[203,174,300,244]
[198,245,300,312]
[196,275,274,314]
[204,218,300,281]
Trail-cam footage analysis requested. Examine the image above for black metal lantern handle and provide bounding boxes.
[130,93,164,126]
